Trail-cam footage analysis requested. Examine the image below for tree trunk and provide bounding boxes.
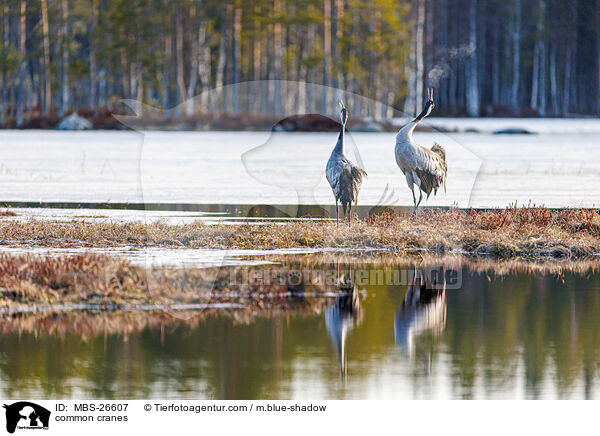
[368,4,377,111]
[537,0,546,116]
[403,0,425,116]
[336,0,344,90]
[531,46,539,110]
[41,0,51,115]
[1,0,8,125]
[176,9,185,115]
[197,22,211,111]
[492,20,500,104]
[17,0,25,127]
[231,4,241,114]
[538,39,546,116]
[530,0,545,113]
[252,5,261,82]
[186,6,199,117]
[403,2,416,115]
[89,0,98,116]
[273,0,283,114]
[59,0,70,118]
[466,0,479,116]
[162,35,171,110]
[331,0,339,92]
[549,45,558,115]
[563,45,571,116]
[597,1,600,114]
[415,0,425,115]
[215,5,227,112]
[322,0,331,114]
[511,0,521,114]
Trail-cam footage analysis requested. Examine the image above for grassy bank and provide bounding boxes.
[1,207,599,259]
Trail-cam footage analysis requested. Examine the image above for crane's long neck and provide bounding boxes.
[398,102,431,143]
[334,122,345,154]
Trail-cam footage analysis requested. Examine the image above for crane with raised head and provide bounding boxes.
[326,101,367,226]
[395,88,447,209]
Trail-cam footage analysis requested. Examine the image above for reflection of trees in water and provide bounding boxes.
[4,262,600,399]
[442,271,600,399]
[394,266,447,366]
[325,270,363,382]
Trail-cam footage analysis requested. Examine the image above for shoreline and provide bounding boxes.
[1,248,599,319]
[0,207,599,259]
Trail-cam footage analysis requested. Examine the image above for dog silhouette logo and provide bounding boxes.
[3,402,50,433]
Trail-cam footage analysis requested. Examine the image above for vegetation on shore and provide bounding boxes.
[1,207,599,259]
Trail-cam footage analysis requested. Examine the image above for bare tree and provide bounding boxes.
[197,21,212,111]
[59,0,70,117]
[176,9,185,117]
[531,0,545,114]
[511,0,521,114]
[41,0,51,115]
[1,0,8,125]
[232,2,241,114]
[597,1,600,114]
[466,0,479,116]
[16,0,25,126]
[322,0,331,114]
[215,4,228,112]
[404,0,424,117]
[89,0,98,116]
[186,5,199,117]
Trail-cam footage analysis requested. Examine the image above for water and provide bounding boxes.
[2,258,600,399]
[2,123,600,400]
[1,123,599,208]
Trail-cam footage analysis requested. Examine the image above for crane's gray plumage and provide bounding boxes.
[326,101,367,225]
[395,88,447,208]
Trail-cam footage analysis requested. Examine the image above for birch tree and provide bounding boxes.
[465,0,479,116]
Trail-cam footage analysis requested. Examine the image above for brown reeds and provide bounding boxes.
[0,206,599,259]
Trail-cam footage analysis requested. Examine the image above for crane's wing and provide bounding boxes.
[412,144,447,196]
[326,157,346,193]
[326,156,367,200]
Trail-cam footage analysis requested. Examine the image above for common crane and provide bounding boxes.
[326,101,367,226]
[395,88,447,209]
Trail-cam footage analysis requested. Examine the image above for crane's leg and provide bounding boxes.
[416,190,423,208]
[335,199,339,228]
[348,204,352,228]
[411,186,417,208]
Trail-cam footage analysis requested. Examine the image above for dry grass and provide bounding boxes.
[1,206,600,259]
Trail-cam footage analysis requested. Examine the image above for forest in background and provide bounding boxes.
[0,0,599,128]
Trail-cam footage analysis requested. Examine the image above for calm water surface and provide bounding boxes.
[1,127,600,207]
[1,260,600,399]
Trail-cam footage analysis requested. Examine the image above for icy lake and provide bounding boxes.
[1,117,599,209]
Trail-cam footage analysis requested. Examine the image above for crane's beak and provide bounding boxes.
[427,88,434,103]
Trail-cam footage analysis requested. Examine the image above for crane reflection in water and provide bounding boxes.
[394,265,447,364]
[324,267,363,382]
